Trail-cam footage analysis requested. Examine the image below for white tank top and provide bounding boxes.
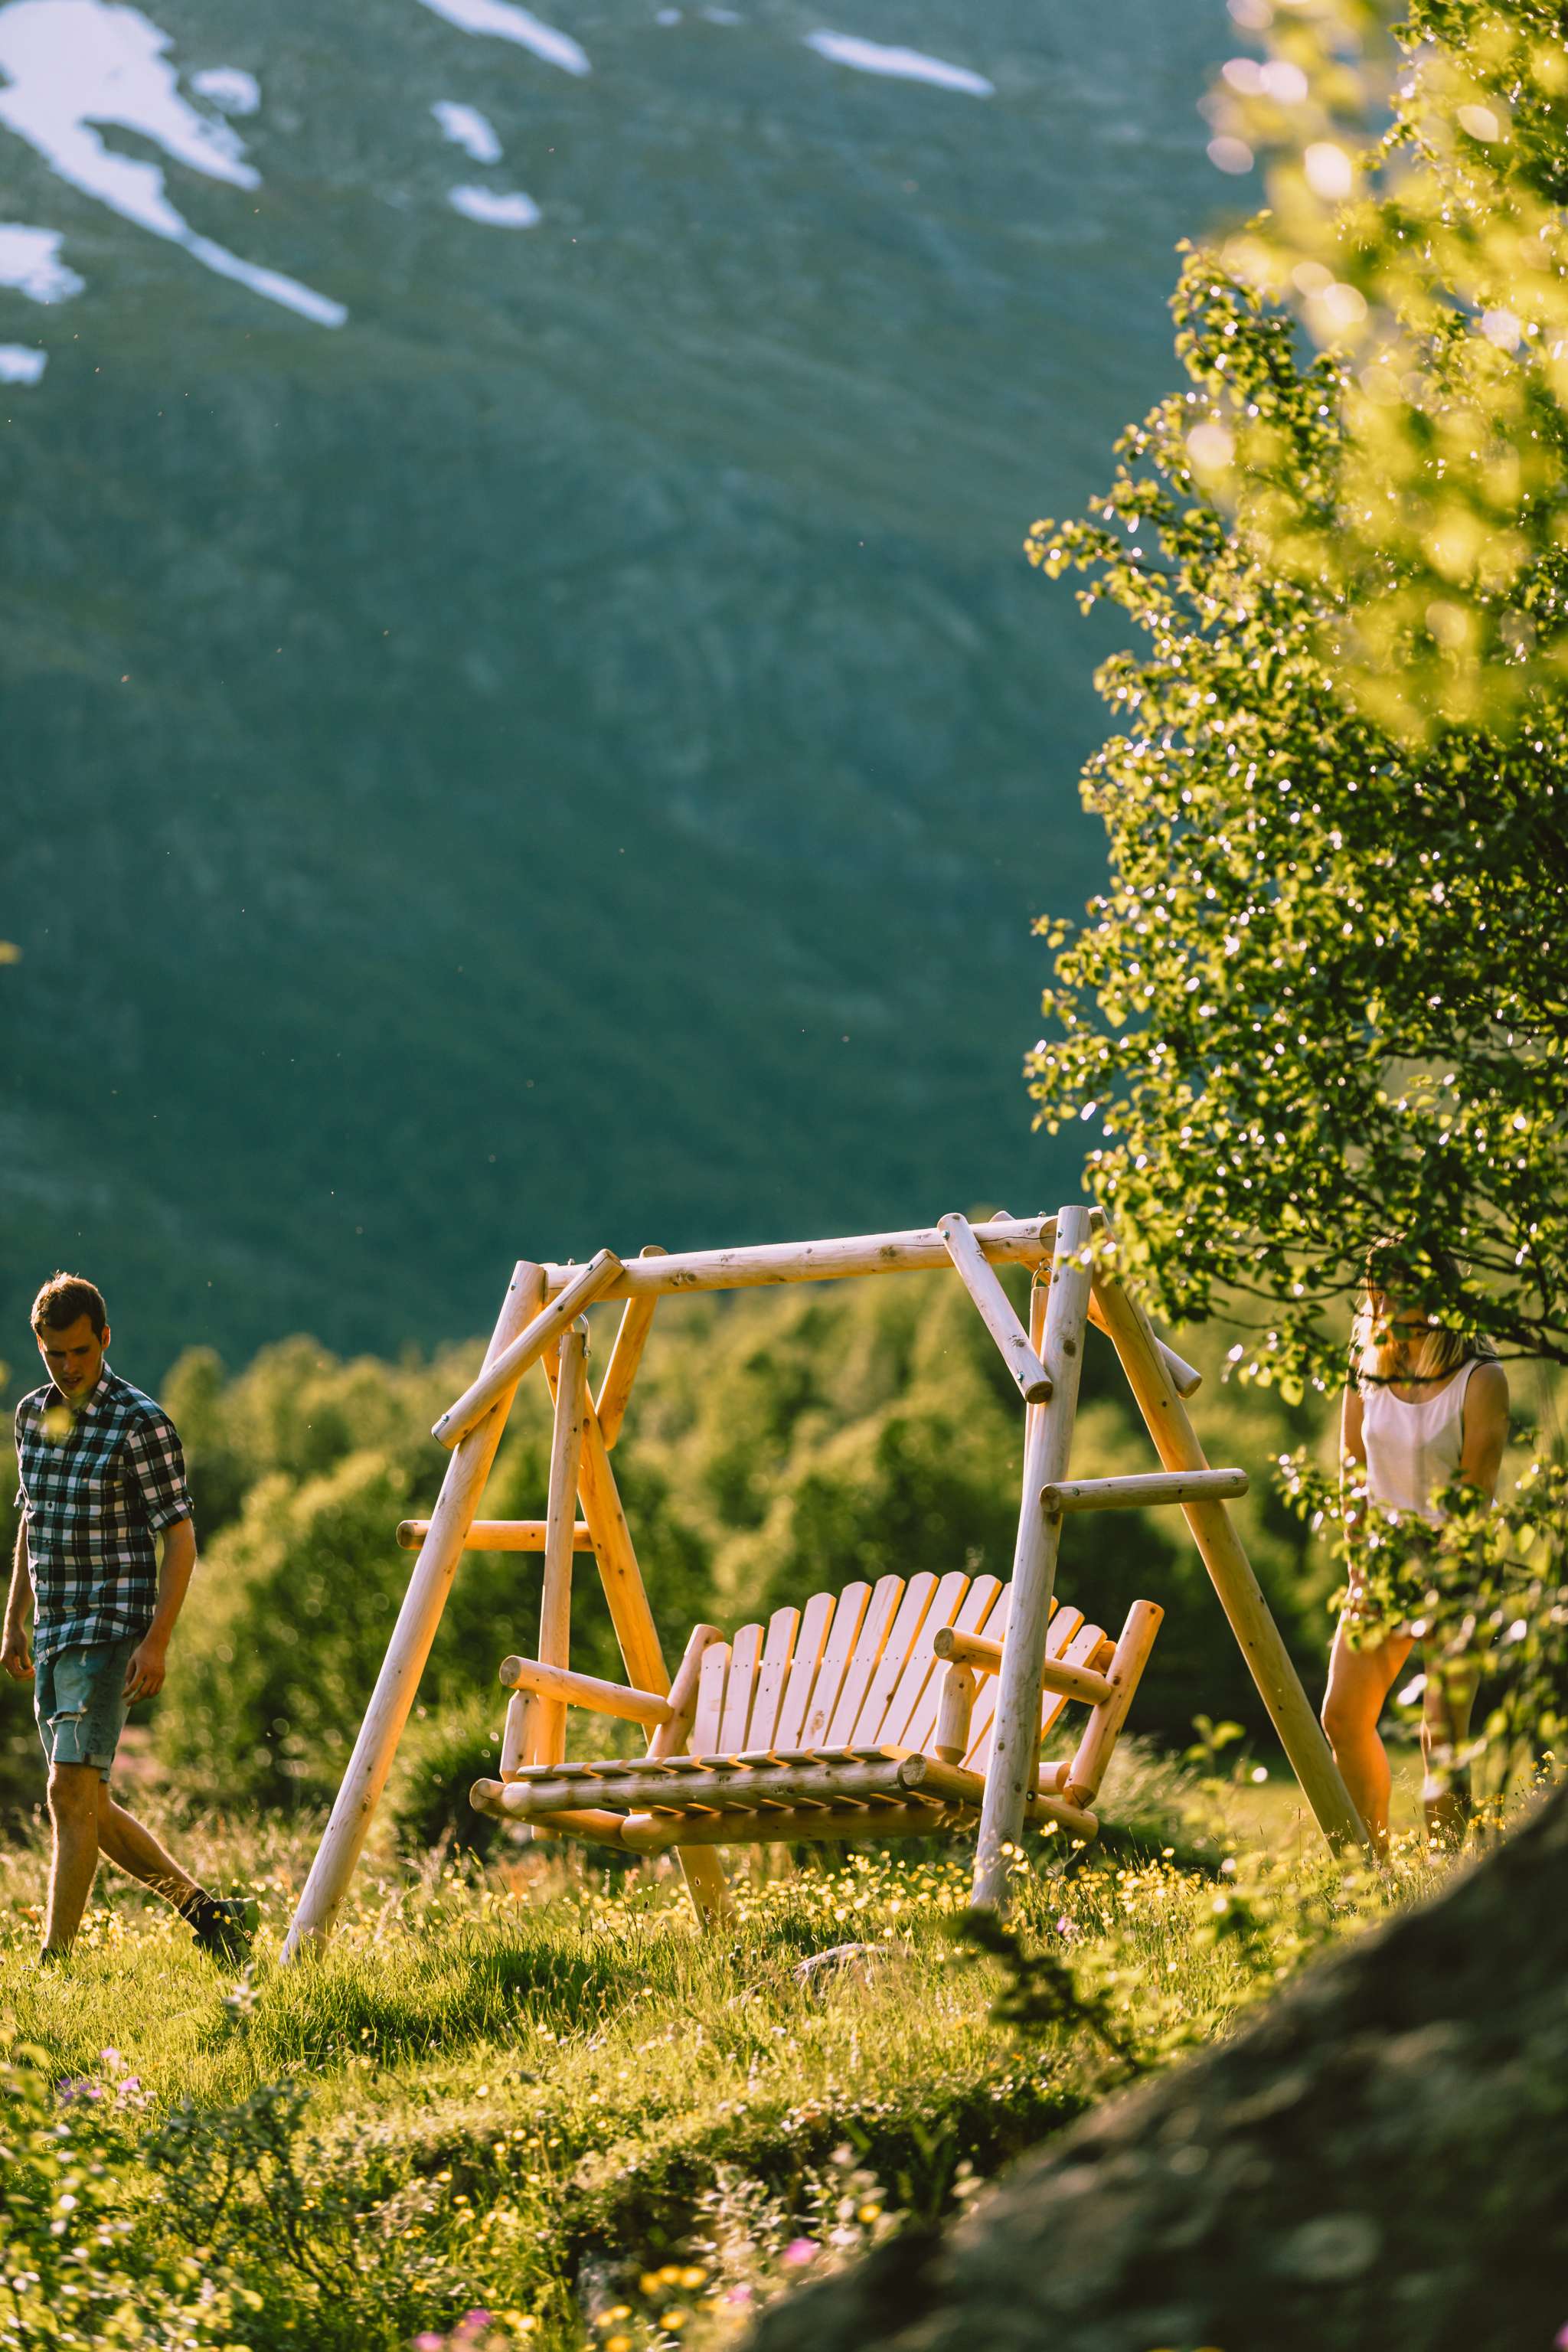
[1361,1358,1478,1524]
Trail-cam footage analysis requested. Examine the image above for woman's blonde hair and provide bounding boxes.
[1354,1233,1500,1388]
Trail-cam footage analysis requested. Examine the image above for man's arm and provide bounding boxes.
[2,1521,32,1681]
[123,1515,197,1703]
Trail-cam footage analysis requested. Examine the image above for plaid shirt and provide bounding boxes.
[13,1367,193,1663]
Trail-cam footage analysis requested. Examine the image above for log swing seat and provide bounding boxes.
[282,1206,1370,1959]
[469,1574,1166,1853]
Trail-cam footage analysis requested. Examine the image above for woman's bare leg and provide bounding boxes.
[1321,1620,1413,1856]
[1422,1660,1480,1851]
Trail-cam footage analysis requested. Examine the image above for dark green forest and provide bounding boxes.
[0,0,1242,1374]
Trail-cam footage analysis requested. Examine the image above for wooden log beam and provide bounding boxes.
[396,1518,593,1552]
[606,1785,1099,1851]
[1085,1289,1203,1400]
[616,1802,972,1852]
[486,1750,937,1818]
[596,1244,666,1449]
[540,1216,1060,1300]
[938,1212,1054,1406]
[499,1654,673,1729]
[933,1625,1113,1710]
[519,1217,1200,1402]
[469,1786,629,1842]
[1089,1261,1370,1854]
[479,1775,1099,1850]
[897,1756,1101,1841]
[974,1207,1094,1910]
[1037,1468,1248,1514]
[283,1261,544,1961]
[433,1249,623,1448]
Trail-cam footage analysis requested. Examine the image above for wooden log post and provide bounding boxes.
[540,1352,732,1924]
[935,1663,978,1765]
[972,1207,1094,1911]
[282,1261,543,1960]
[500,1689,541,1782]
[938,1212,1054,1406]
[1089,1264,1369,1854]
[537,1321,590,1766]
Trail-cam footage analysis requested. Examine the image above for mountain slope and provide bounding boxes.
[0,0,1240,1375]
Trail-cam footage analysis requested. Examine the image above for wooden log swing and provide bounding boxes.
[283,1206,1367,1958]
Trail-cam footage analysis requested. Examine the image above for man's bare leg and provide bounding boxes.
[43,1762,103,1953]
[95,1783,202,1910]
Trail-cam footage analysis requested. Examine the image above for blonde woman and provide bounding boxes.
[1321,1238,1509,1856]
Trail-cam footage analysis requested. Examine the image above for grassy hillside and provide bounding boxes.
[0,0,1243,1372]
[0,1769,1449,2350]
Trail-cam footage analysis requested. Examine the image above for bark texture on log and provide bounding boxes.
[749,1785,1568,2352]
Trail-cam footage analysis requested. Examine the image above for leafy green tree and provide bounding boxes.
[1027,254,1567,1385]
[1025,0,1568,1788]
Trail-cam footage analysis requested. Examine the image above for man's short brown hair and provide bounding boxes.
[31,1273,108,1338]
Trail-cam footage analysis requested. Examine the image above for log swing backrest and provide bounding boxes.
[683,1570,1110,1772]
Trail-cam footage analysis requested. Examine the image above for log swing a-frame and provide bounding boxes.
[281,1206,1368,1958]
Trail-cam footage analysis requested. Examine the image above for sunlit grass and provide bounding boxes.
[0,1750,1482,2351]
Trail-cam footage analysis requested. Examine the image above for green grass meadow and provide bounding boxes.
[0,1745,1461,2352]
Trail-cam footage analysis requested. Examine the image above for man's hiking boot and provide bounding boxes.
[182,1893,258,1963]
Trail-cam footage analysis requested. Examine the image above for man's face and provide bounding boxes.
[34,1313,109,1400]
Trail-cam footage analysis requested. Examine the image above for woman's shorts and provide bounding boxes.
[33,1634,142,1779]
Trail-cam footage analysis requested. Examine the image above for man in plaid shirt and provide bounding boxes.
[3,1273,252,1964]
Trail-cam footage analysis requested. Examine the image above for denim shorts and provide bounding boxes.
[33,1634,142,1779]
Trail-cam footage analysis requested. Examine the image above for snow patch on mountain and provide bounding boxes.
[448,183,540,227]
[189,65,260,115]
[0,0,346,325]
[0,221,83,301]
[803,31,993,96]
[433,100,502,162]
[416,0,589,77]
